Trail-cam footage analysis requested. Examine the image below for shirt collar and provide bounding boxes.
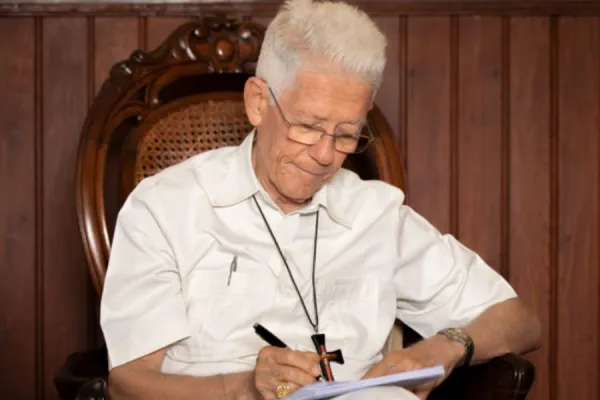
[206,129,353,229]
[207,129,260,208]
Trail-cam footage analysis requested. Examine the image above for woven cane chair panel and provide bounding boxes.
[135,99,253,185]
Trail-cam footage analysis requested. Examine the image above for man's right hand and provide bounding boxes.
[254,347,322,399]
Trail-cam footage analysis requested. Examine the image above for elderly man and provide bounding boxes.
[100,0,541,399]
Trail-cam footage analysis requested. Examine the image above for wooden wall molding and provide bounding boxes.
[2,1,600,16]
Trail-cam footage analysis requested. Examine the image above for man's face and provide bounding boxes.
[252,66,373,207]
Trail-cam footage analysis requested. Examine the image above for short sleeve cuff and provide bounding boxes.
[102,295,192,369]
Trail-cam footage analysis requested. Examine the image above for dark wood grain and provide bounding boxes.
[147,17,192,51]
[456,16,503,271]
[450,16,458,238]
[0,17,36,400]
[508,17,551,400]
[251,16,272,28]
[2,1,600,17]
[557,17,600,400]
[405,17,452,233]
[373,17,401,144]
[93,17,139,95]
[42,17,91,400]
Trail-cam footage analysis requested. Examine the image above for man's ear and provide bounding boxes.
[244,77,269,127]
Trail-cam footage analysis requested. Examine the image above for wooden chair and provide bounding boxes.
[55,15,535,400]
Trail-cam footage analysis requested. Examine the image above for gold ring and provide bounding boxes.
[275,381,292,398]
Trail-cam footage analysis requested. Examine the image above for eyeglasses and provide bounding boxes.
[267,86,374,155]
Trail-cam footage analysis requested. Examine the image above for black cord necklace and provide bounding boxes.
[252,194,320,333]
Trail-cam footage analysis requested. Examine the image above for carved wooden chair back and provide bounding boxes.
[76,15,406,350]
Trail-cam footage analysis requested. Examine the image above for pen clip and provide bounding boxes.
[227,255,237,286]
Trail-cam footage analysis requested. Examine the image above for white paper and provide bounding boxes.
[284,365,445,400]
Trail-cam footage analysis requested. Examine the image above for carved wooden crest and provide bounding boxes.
[108,15,265,88]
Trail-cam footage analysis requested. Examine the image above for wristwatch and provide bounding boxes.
[437,328,474,367]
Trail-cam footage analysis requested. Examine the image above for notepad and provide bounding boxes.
[284,365,445,400]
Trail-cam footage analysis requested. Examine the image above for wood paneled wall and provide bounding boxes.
[1,2,599,399]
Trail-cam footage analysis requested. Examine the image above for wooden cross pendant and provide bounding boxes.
[311,333,345,382]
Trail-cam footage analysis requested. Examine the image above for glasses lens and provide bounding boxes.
[342,123,373,154]
[334,135,358,153]
[288,125,323,145]
[287,125,373,154]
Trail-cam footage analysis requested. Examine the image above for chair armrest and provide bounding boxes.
[74,378,107,400]
[429,353,535,400]
[54,346,108,400]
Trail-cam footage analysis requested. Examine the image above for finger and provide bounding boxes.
[389,359,422,374]
[276,381,300,397]
[299,351,321,363]
[383,354,423,375]
[259,377,300,400]
[363,353,423,380]
[272,349,321,377]
[286,381,300,394]
[362,363,388,380]
[273,364,319,387]
[262,382,301,400]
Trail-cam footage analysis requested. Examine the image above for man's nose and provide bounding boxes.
[309,135,336,166]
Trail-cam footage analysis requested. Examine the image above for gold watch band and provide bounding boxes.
[437,327,474,367]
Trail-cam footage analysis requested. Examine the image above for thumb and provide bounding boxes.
[362,364,388,380]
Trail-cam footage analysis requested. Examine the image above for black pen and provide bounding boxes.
[253,323,324,382]
[253,323,287,348]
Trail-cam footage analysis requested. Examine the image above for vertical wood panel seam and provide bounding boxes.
[398,15,408,198]
[450,16,459,238]
[87,17,95,106]
[597,15,600,400]
[86,15,96,348]
[33,16,44,400]
[139,16,148,51]
[549,15,559,400]
[500,16,510,281]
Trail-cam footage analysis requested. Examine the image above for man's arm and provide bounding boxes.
[409,296,541,373]
[363,206,541,397]
[462,296,541,364]
[363,297,540,399]
[107,348,259,400]
[107,345,322,400]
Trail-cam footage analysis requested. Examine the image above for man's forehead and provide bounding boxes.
[292,68,370,95]
[282,74,371,122]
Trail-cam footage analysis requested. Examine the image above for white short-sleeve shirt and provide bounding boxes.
[100,130,517,380]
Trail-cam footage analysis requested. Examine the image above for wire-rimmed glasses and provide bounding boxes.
[267,86,374,155]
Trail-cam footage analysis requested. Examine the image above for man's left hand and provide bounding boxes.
[361,334,465,399]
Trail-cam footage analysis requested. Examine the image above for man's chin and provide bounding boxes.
[281,188,320,205]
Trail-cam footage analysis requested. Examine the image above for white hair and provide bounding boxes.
[255,0,387,99]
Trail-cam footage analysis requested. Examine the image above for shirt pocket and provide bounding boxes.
[172,257,275,362]
[315,276,383,360]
